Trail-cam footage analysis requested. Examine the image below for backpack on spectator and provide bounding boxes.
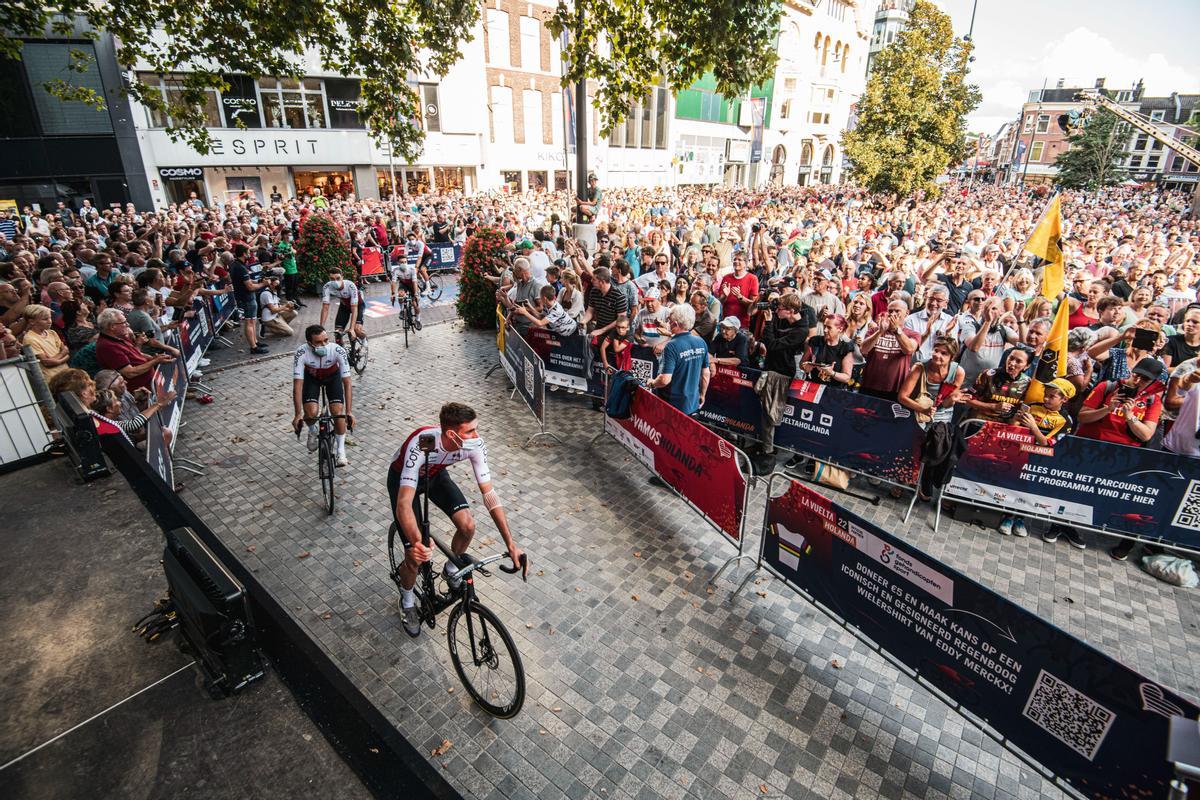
[605,370,638,419]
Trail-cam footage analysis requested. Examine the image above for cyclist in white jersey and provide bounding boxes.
[292,324,354,465]
[387,402,526,637]
[319,267,365,341]
[390,232,428,329]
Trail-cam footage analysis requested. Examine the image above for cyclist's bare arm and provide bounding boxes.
[478,479,524,571]
[292,378,304,426]
[319,302,330,328]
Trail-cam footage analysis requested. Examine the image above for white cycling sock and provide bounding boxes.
[335,433,346,454]
[306,421,316,433]
[400,587,416,608]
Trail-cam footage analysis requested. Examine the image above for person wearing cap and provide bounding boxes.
[576,173,601,223]
[709,316,748,367]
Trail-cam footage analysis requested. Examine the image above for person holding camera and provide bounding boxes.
[754,293,813,473]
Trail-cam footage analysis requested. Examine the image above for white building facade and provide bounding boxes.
[129,0,869,208]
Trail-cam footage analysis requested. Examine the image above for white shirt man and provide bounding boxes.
[527,243,551,283]
[902,287,956,363]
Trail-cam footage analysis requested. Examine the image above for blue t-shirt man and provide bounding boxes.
[656,329,710,415]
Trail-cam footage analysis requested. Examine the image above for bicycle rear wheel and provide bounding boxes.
[447,600,525,718]
[353,337,368,375]
[319,437,335,514]
[423,275,443,302]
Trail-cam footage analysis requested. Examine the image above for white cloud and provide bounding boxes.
[967,26,1200,131]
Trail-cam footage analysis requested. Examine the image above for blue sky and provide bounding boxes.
[927,0,1200,133]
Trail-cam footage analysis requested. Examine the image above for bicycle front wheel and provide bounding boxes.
[424,275,443,302]
[320,439,335,514]
[447,600,525,718]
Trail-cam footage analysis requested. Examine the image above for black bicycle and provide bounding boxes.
[294,397,347,515]
[335,328,369,375]
[397,289,419,348]
[387,439,527,718]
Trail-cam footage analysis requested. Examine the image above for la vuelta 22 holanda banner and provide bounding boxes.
[605,388,746,543]
[946,422,1200,552]
[764,479,1199,799]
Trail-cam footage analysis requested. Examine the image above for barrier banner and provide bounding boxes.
[502,326,545,425]
[524,327,658,396]
[605,388,746,543]
[211,291,235,329]
[179,300,214,375]
[696,364,922,485]
[144,413,173,487]
[945,422,1200,552]
[764,479,1200,799]
[427,243,462,272]
[144,347,188,486]
[360,247,385,277]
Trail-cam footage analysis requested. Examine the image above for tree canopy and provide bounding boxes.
[840,0,979,196]
[1053,111,1128,190]
[2,0,480,159]
[548,0,782,137]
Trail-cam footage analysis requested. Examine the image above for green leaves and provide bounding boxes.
[457,227,508,329]
[841,0,980,197]
[5,0,479,159]
[1053,110,1127,190]
[550,0,781,137]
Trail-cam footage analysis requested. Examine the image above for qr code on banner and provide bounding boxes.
[631,358,655,384]
[1171,479,1200,532]
[1021,670,1116,760]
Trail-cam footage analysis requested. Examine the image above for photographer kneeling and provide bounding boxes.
[754,293,813,474]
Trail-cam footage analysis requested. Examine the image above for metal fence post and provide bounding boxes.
[20,345,56,420]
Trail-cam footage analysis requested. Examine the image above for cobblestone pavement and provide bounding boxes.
[200,272,459,373]
[175,320,1200,800]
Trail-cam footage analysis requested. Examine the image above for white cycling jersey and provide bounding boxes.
[390,426,491,488]
[321,279,360,306]
[292,343,350,379]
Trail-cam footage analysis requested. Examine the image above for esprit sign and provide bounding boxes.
[150,129,373,167]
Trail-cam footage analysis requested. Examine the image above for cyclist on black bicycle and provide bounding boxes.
[388,402,525,638]
[319,267,366,342]
[293,324,355,466]
[390,230,427,329]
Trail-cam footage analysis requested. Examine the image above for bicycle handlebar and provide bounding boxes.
[499,553,528,582]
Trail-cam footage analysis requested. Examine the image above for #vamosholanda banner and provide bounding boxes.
[946,422,1200,552]
[764,480,1199,799]
[605,388,746,542]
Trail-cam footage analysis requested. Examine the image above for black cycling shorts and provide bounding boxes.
[301,371,344,405]
[386,467,470,548]
[334,302,365,330]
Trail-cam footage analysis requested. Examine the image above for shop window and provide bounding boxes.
[404,169,430,194]
[259,77,327,129]
[519,17,540,71]
[486,9,511,68]
[294,171,353,199]
[654,87,668,149]
[433,167,465,193]
[528,171,548,192]
[23,42,112,135]
[139,73,222,128]
[554,170,569,191]
[490,85,513,143]
[522,89,543,144]
[501,170,521,192]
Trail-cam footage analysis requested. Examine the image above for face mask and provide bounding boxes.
[447,430,483,451]
[313,345,328,357]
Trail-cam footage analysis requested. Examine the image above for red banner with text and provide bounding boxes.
[604,388,747,543]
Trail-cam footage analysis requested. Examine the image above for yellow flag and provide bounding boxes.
[1046,297,1070,377]
[496,304,507,353]
[1025,195,1063,300]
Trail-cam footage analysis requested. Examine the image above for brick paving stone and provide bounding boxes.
[175,320,1199,800]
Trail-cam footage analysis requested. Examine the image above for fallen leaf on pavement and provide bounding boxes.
[830,657,844,669]
[297,551,311,559]
[431,739,453,757]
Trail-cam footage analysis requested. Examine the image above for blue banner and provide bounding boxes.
[765,479,1200,799]
[946,422,1200,552]
[749,97,766,164]
[180,299,214,374]
[695,364,923,486]
[210,291,235,329]
[524,327,658,397]
[427,242,462,272]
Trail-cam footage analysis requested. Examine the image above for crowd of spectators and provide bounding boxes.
[2,179,1197,571]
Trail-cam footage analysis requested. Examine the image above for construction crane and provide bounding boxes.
[1073,89,1200,216]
